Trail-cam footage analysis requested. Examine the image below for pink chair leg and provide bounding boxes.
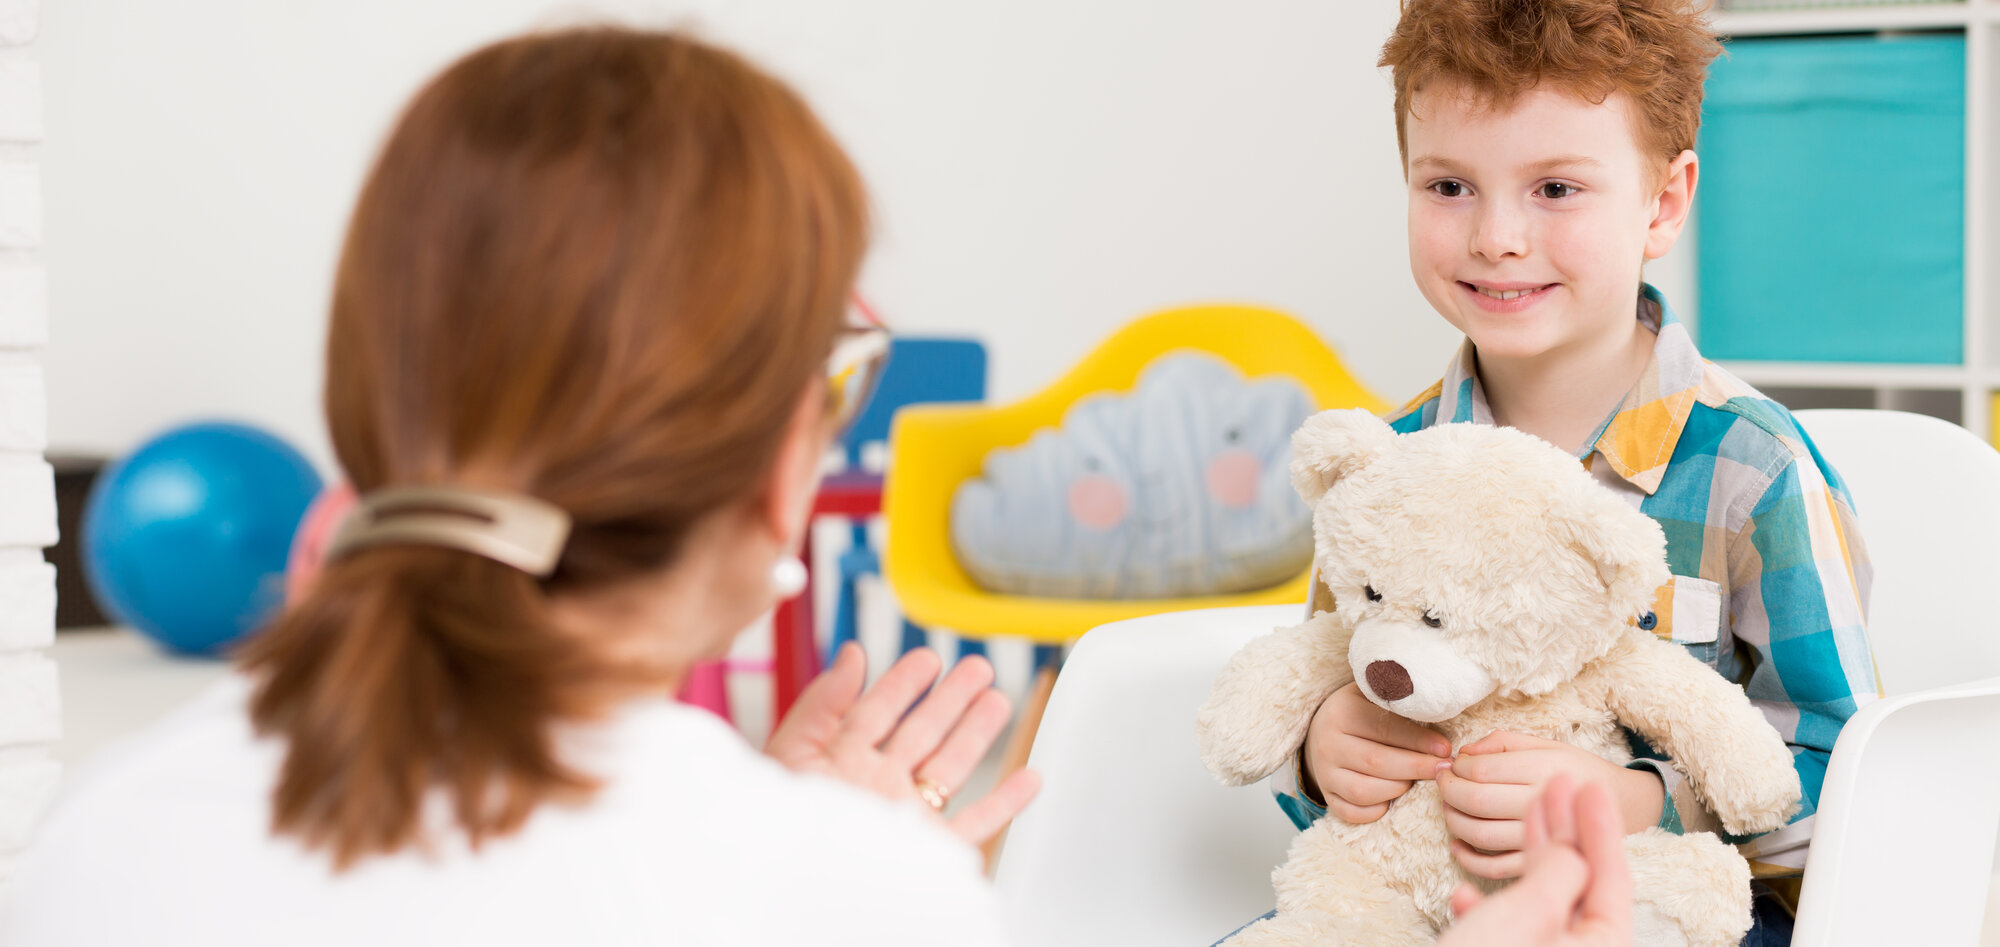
[678,660,732,721]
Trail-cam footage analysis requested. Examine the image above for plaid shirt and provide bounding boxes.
[1271,285,1878,871]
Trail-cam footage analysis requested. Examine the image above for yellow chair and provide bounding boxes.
[882,302,1387,646]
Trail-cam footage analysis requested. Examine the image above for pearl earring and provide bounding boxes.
[772,556,807,600]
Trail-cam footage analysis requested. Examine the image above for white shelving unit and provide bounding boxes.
[1675,3,1998,440]
[1716,3,1980,36]
[0,0,57,898]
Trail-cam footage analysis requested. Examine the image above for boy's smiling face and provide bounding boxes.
[1403,82,1692,367]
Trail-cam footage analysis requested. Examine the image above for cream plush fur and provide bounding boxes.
[1196,409,1801,947]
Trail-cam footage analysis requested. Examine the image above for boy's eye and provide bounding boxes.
[1364,585,1383,603]
[1429,181,1466,198]
[1538,182,1578,200]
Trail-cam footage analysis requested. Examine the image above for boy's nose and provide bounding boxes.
[1469,205,1529,261]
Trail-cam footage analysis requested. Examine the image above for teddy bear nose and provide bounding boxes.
[1366,660,1414,702]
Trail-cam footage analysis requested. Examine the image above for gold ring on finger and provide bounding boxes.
[914,776,951,812]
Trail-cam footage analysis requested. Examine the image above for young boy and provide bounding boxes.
[1267,1,1876,943]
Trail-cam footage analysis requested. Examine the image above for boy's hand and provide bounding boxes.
[1437,731,1663,879]
[1302,681,1453,823]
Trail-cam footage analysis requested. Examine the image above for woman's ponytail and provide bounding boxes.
[242,547,606,868]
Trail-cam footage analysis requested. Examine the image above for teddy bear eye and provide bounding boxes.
[1423,612,1444,629]
[1364,585,1382,603]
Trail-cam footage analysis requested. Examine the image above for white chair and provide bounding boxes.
[993,409,2000,945]
[1789,409,2000,945]
[991,605,1299,946]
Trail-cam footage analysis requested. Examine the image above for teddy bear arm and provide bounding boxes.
[1196,611,1355,786]
[1594,636,1803,836]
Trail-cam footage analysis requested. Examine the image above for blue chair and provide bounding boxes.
[826,338,1009,666]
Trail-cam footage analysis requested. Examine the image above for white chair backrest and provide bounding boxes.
[1789,411,2000,943]
[1791,409,2000,694]
[992,605,1299,947]
[1795,679,2000,946]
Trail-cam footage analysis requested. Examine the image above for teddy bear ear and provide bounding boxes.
[1550,487,1673,611]
[1289,408,1397,505]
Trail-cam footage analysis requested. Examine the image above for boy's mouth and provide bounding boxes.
[1459,281,1557,309]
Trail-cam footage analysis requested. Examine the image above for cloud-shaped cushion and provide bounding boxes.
[950,352,1315,598]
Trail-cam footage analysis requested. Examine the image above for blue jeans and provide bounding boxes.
[1743,885,1795,947]
[1210,886,1794,946]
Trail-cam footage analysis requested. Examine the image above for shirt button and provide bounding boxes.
[1638,612,1658,631]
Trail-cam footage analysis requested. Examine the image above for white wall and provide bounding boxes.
[34,0,1484,468]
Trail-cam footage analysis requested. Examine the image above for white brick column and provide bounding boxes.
[0,0,60,897]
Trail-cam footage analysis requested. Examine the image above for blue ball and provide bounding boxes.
[81,422,324,656]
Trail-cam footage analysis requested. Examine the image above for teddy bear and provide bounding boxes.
[1194,408,1802,947]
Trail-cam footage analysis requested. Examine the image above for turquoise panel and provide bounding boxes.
[1697,34,1964,364]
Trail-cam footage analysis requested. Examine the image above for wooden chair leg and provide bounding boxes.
[981,663,1059,873]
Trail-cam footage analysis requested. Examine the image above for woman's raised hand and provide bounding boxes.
[766,643,1041,846]
[1435,774,1633,947]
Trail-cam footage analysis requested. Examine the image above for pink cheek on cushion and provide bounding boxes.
[1206,449,1262,510]
[1067,474,1130,530]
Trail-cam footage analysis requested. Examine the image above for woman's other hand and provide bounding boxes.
[1436,774,1633,947]
[766,644,1041,846]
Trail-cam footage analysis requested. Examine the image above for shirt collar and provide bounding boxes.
[1433,284,1702,496]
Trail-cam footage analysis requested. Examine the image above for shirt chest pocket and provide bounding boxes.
[1639,574,1723,666]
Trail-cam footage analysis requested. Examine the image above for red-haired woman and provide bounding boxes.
[4,28,1033,946]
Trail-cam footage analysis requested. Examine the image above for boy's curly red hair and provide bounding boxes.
[1380,0,1722,173]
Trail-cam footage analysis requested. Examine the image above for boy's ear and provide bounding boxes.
[1289,408,1396,505]
[1644,150,1699,261]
